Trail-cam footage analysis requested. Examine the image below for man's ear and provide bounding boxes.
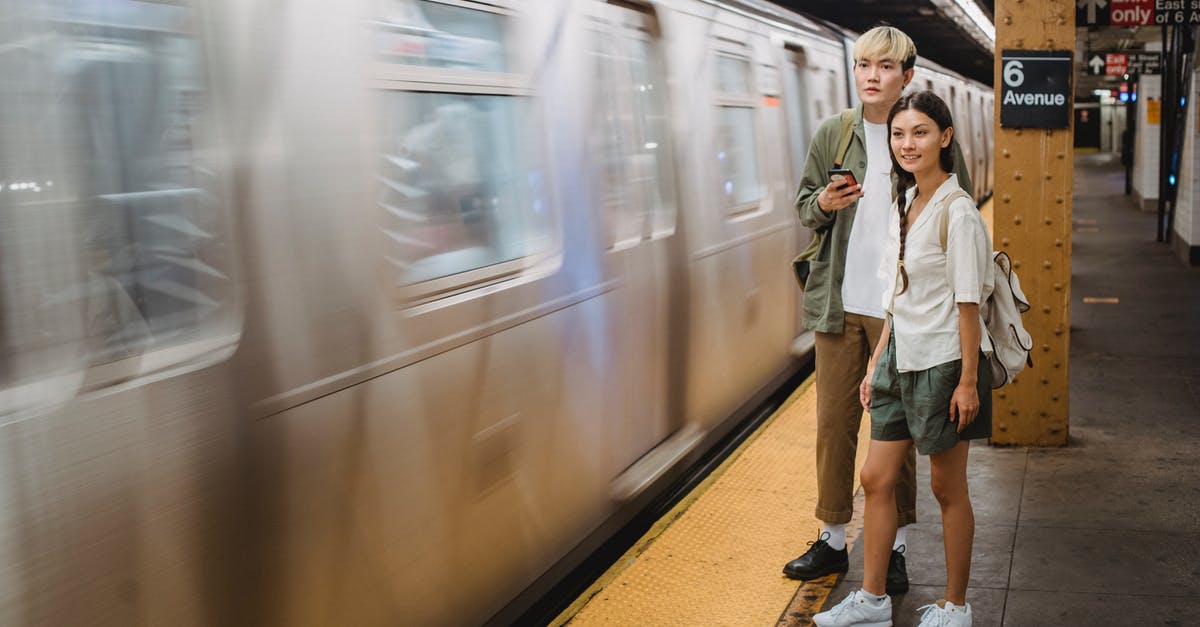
[902,68,914,87]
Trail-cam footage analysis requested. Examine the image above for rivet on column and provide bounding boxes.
[1044,260,1052,269]
[1003,194,1012,203]
[1055,238,1064,247]
[1044,217,1053,225]
[1014,171,1023,181]
[1056,195,1065,204]
[1042,305,1051,314]
[1054,282,1063,291]
[1014,215,1022,225]
[1042,344,1050,352]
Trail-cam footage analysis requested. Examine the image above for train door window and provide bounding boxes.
[590,3,677,249]
[782,46,812,184]
[714,49,762,213]
[372,1,553,298]
[1,0,236,389]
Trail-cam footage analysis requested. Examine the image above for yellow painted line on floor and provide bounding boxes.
[554,375,873,627]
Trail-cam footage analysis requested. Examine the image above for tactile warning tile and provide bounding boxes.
[557,376,873,626]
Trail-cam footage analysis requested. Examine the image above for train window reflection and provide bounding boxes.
[716,55,753,96]
[2,0,232,373]
[592,14,677,249]
[374,0,508,72]
[715,53,761,212]
[377,92,551,285]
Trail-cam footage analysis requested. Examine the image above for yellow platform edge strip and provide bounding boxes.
[554,374,874,626]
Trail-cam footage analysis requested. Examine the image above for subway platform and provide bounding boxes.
[552,154,1200,626]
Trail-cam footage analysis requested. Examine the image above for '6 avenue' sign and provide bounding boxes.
[1000,50,1073,129]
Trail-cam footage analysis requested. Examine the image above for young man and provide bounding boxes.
[783,26,972,595]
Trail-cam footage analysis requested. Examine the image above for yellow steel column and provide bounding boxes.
[992,0,1073,446]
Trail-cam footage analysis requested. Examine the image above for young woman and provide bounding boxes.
[813,91,993,627]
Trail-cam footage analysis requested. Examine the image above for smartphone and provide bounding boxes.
[828,168,859,190]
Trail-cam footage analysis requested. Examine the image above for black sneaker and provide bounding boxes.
[886,545,909,595]
[782,532,849,580]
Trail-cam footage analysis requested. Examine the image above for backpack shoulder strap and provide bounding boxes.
[938,189,976,250]
[833,109,856,168]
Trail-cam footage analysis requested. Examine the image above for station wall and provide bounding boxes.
[1132,74,1161,211]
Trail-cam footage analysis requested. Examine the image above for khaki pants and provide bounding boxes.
[814,313,917,526]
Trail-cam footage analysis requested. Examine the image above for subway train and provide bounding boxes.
[0,0,993,625]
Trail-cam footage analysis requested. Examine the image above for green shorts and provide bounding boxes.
[869,334,992,455]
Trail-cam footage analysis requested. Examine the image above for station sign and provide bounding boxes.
[1085,51,1162,75]
[1077,0,1200,26]
[1000,50,1073,129]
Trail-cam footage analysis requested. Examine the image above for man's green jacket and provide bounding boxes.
[794,104,973,334]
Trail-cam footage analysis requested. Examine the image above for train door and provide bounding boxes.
[781,44,816,354]
[0,3,242,624]
[590,2,680,472]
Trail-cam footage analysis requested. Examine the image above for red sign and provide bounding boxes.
[1106,53,1129,76]
[1110,0,1155,26]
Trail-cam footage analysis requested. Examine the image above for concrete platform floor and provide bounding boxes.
[822,153,1200,626]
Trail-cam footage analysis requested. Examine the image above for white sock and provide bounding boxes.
[821,523,847,550]
[860,589,889,604]
[893,525,908,551]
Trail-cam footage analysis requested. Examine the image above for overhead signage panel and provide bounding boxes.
[1000,50,1073,129]
[1086,50,1162,75]
[1077,0,1200,26]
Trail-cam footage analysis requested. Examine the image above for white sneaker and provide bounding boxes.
[915,600,972,626]
[812,589,892,627]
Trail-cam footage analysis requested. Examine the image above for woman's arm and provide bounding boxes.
[951,302,981,431]
[860,317,892,410]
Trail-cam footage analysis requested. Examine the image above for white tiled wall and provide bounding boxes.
[1132,74,1162,205]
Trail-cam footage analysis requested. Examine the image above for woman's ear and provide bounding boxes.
[941,126,954,148]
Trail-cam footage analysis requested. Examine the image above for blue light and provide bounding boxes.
[1119,92,1130,103]
[1182,97,1187,107]
[1132,93,1138,102]
[1169,174,1177,186]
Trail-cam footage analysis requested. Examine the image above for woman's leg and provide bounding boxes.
[929,440,973,606]
[859,438,913,595]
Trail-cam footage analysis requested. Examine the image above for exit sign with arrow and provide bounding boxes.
[1077,0,1156,26]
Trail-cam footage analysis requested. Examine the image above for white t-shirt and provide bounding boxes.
[878,176,994,372]
[841,120,892,319]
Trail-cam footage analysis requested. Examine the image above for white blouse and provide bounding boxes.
[878,176,994,372]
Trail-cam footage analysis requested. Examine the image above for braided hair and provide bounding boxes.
[886,90,956,295]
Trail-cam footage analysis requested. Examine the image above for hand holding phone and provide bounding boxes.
[818,168,863,212]
[829,168,859,190]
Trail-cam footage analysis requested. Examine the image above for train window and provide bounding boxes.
[591,5,677,248]
[782,47,813,184]
[377,91,550,284]
[372,1,553,294]
[375,0,508,71]
[0,0,235,383]
[714,52,762,213]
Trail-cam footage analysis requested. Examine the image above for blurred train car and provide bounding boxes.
[0,0,992,625]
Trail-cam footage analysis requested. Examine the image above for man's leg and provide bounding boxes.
[783,316,871,580]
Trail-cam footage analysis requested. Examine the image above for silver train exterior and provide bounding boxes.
[0,0,993,625]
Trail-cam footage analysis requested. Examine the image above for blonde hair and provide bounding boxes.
[853,26,917,70]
